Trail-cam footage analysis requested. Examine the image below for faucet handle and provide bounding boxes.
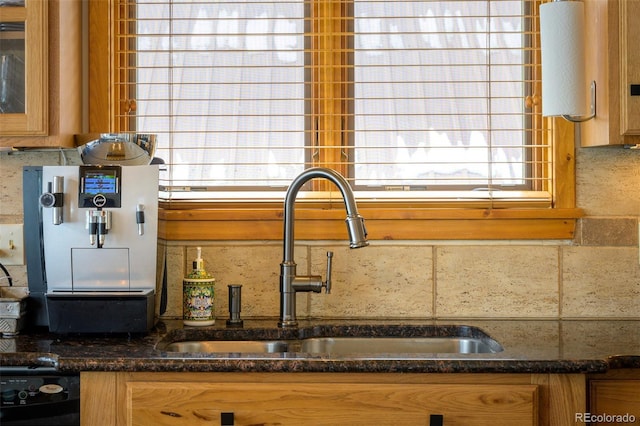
[324,251,333,294]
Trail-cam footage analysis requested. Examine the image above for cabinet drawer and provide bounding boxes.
[125,381,538,426]
[590,380,640,425]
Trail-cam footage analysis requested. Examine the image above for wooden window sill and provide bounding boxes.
[159,205,583,241]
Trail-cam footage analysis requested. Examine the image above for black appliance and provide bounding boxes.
[0,367,80,426]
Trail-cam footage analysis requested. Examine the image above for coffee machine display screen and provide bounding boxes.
[84,170,118,194]
[79,165,122,208]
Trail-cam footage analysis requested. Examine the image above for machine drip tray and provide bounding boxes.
[46,290,155,334]
[47,289,153,297]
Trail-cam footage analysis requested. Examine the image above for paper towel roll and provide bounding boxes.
[540,1,587,117]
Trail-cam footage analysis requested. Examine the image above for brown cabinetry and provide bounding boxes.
[582,0,640,146]
[589,370,640,426]
[0,0,81,147]
[126,382,537,425]
[0,0,47,136]
[81,372,586,426]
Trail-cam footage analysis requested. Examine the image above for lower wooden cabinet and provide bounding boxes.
[81,372,586,426]
[589,370,640,426]
[127,382,536,425]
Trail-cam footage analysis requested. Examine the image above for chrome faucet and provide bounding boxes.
[279,167,369,327]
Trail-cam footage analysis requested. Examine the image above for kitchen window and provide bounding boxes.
[88,0,581,240]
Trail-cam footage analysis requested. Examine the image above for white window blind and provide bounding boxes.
[130,0,307,191]
[115,0,549,202]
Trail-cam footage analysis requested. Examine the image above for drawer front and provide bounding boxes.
[590,380,640,426]
[126,381,538,426]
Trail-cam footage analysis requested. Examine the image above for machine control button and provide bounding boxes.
[2,389,17,402]
[92,194,107,208]
[17,390,28,400]
[39,192,56,208]
[39,384,63,394]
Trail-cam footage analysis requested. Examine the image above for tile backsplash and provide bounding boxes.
[163,240,639,321]
[1,147,639,320]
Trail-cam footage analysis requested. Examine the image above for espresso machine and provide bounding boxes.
[23,134,159,333]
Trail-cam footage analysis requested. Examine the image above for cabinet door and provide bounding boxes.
[0,0,47,135]
[582,0,640,146]
[620,0,640,135]
[124,381,538,426]
[590,380,640,426]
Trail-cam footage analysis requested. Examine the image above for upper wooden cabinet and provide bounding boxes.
[0,0,47,136]
[582,0,640,147]
[0,0,82,147]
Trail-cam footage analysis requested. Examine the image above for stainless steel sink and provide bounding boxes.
[298,336,500,354]
[164,340,289,353]
[162,336,502,355]
[158,325,504,356]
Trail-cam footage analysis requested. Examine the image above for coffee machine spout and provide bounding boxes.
[86,210,111,247]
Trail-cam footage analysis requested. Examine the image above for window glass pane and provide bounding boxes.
[353,0,527,189]
[134,0,306,189]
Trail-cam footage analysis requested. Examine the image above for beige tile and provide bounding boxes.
[161,245,186,319]
[0,151,38,218]
[562,247,640,318]
[166,244,286,321]
[0,264,27,288]
[456,319,561,359]
[192,244,287,319]
[561,320,640,358]
[436,246,559,318]
[579,217,638,246]
[576,147,640,216]
[308,245,433,318]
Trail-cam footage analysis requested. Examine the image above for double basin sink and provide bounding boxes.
[158,324,504,356]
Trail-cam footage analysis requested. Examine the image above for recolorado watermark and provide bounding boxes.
[576,412,637,424]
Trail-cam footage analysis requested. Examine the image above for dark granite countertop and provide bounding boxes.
[1,319,639,374]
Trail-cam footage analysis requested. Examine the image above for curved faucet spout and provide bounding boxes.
[282,167,368,263]
[279,167,368,327]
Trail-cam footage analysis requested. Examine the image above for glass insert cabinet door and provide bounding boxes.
[1,20,25,114]
[0,0,47,136]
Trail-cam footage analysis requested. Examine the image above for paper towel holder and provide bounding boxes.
[561,80,596,123]
[540,0,596,123]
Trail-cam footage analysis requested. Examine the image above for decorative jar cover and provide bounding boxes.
[183,247,215,326]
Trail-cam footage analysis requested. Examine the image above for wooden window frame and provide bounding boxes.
[87,0,582,241]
